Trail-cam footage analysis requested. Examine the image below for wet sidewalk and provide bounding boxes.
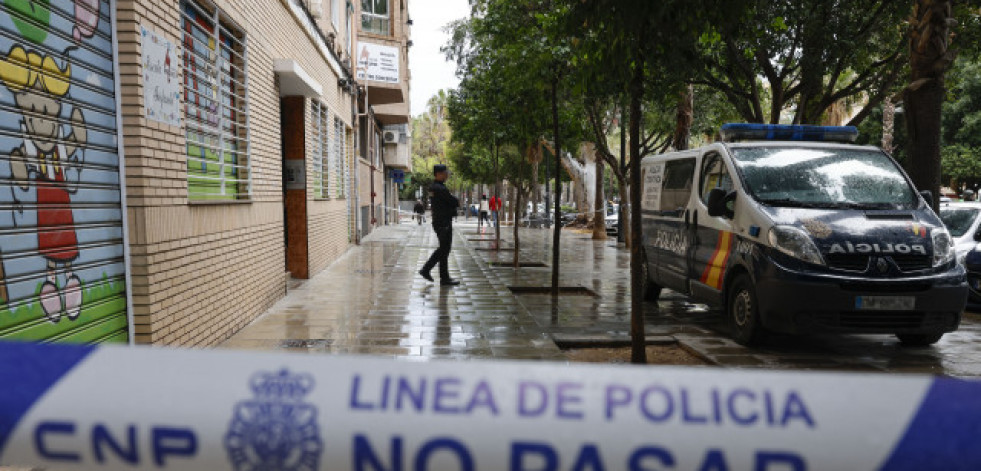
[220,218,981,377]
[219,219,696,361]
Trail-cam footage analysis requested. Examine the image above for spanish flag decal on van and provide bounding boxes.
[701,231,733,290]
[910,223,927,238]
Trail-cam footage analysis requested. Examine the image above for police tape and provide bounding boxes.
[0,341,979,470]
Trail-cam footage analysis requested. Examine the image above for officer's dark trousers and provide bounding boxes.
[422,225,453,279]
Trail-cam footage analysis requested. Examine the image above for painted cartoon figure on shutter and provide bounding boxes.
[0,0,97,322]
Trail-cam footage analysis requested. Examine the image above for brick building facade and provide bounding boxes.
[0,0,408,346]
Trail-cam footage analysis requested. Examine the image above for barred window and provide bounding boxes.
[181,0,251,201]
[334,116,347,198]
[311,101,330,199]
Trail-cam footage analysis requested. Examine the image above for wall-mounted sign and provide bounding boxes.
[141,26,181,126]
[356,42,399,84]
[285,160,306,190]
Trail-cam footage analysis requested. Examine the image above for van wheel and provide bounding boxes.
[728,274,765,346]
[896,333,943,346]
[639,252,662,301]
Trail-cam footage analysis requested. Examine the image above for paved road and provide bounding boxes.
[220,218,981,377]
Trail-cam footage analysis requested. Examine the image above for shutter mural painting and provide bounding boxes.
[0,0,128,343]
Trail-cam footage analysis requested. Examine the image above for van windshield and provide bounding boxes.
[730,147,918,210]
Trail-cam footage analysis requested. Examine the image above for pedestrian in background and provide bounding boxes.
[413,199,425,225]
[489,194,502,227]
[419,165,461,286]
[478,194,490,228]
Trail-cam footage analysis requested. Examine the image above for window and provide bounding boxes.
[346,2,353,56]
[659,159,696,217]
[699,153,734,203]
[311,101,330,198]
[361,0,389,36]
[181,0,251,201]
[334,116,347,198]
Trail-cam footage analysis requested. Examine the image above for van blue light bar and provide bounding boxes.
[720,123,859,143]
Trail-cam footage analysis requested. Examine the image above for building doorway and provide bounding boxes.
[281,96,309,279]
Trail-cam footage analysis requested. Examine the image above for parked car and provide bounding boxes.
[561,211,578,225]
[605,204,619,235]
[964,248,981,305]
[520,212,552,228]
[939,202,981,265]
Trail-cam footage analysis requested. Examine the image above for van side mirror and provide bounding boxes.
[707,188,735,219]
[974,228,981,242]
[920,190,934,208]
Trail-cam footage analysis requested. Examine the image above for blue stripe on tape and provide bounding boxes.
[0,342,94,459]
[879,378,981,470]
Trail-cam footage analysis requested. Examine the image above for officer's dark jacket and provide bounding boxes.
[428,181,459,226]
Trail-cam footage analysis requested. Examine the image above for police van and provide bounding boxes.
[639,124,968,346]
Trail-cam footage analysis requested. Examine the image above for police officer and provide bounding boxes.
[419,165,461,286]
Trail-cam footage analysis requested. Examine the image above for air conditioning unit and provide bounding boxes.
[383,131,399,144]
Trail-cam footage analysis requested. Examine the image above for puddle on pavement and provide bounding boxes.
[564,345,710,365]
[508,286,599,297]
[489,262,548,268]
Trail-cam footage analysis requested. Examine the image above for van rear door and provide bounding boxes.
[647,158,698,294]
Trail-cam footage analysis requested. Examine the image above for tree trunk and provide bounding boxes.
[514,190,522,269]
[906,0,954,212]
[0,252,7,303]
[532,159,540,216]
[551,79,562,296]
[882,95,895,154]
[629,58,647,365]
[618,101,627,244]
[593,149,607,239]
[673,84,694,151]
[495,141,501,246]
[619,181,630,248]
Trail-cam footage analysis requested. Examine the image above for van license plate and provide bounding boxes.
[855,296,915,311]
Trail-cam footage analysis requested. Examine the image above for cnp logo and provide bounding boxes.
[33,421,196,466]
[224,369,323,470]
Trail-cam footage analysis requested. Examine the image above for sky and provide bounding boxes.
[408,0,471,117]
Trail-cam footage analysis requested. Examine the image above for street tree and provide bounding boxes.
[695,0,909,126]
[407,91,455,204]
[445,0,583,293]
[905,0,957,211]
[568,0,748,363]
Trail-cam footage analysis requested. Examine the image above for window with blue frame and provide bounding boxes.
[181,0,251,201]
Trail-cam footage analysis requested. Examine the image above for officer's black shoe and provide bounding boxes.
[440,279,461,286]
[419,270,434,282]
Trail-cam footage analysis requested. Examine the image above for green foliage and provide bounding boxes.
[942,145,981,187]
[695,0,909,126]
[406,91,462,202]
[943,58,981,150]
[444,0,584,192]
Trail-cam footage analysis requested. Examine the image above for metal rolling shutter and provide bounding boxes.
[0,0,127,343]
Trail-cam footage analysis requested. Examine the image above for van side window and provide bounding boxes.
[659,158,696,218]
[700,153,734,203]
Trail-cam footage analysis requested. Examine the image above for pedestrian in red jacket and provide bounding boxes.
[489,195,502,227]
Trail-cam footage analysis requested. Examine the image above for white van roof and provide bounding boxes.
[641,141,883,164]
